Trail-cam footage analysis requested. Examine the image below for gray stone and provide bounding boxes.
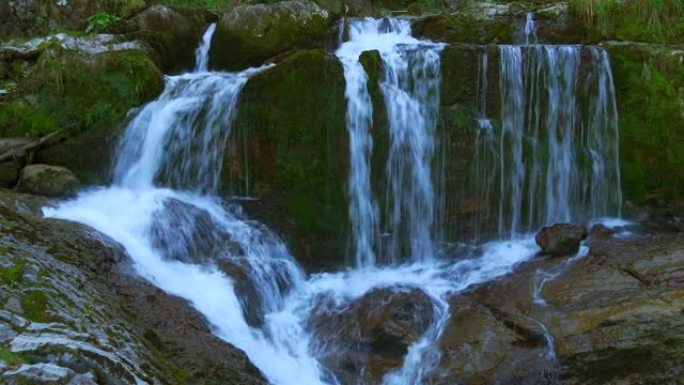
[2,363,75,385]
[17,164,79,197]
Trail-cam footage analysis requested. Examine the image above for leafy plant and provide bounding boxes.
[86,12,122,34]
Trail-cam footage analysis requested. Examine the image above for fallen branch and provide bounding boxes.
[0,125,74,163]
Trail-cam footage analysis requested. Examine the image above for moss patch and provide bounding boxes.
[229,49,348,270]
[0,261,25,285]
[20,290,50,323]
[0,46,162,138]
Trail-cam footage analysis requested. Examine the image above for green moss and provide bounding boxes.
[0,47,162,138]
[20,290,50,323]
[411,14,514,44]
[608,44,684,203]
[0,261,25,285]
[230,49,348,268]
[0,345,26,365]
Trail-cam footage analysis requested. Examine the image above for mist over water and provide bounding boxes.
[45,15,623,385]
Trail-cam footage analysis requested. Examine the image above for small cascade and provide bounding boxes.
[194,23,216,72]
[336,18,443,266]
[470,14,622,239]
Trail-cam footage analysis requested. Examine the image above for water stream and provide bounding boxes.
[44,15,624,385]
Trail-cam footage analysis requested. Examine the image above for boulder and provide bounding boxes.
[125,5,217,74]
[17,164,78,197]
[209,1,330,70]
[309,287,434,383]
[535,223,588,256]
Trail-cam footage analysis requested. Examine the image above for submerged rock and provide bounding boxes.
[17,164,79,197]
[209,1,330,70]
[309,287,434,383]
[535,223,588,256]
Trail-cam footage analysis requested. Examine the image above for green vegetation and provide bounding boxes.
[86,12,122,34]
[608,44,684,203]
[0,47,162,138]
[20,290,50,323]
[0,261,26,285]
[0,345,26,365]
[569,0,684,42]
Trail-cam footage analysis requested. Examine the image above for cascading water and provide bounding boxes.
[472,14,622,240]
[41,14,613,385]
[336,18,443,267]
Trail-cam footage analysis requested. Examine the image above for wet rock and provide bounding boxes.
[309,287,434,383]
[125,5,217,73]
[209,1,330,70]
[2,363,75,385]
[535,223,588,256]
[0,189,266,385]
[17,164,78,197]
[589,223,615,239]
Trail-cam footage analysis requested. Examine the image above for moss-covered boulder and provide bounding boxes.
[0,33,163,184]
[226,49,348,270]
[209,1,331,70]
[16,164,79,197]
[124,4,217,74]
[606,43,684,204]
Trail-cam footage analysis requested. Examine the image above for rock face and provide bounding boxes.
[209,1,330,70]
[309,288,435,384]
[0,189,266,384]
[430,231,684,384]
[228,49,348,271]
[535,223,588,256]
[17,164,79,197]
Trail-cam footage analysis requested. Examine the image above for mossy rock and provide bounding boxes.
[606,43,684,204]
[0,40,162,183]
[209,0,331,70]
[411,14,515,44]
[125,4,218,74]
[228,49,348,270]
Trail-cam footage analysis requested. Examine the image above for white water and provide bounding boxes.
[470,14,623,240]
[194,23,216,72]
[336,18,444,267]
[43,17,570,385]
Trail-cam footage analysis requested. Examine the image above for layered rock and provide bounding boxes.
[428,230,684,384]
[0,189,266,384]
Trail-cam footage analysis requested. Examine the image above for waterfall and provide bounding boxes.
[468,15,622,239]
[43,16,564,385]
[46,28,333,385]
[336,18,443,267]
[194,22,216,72]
